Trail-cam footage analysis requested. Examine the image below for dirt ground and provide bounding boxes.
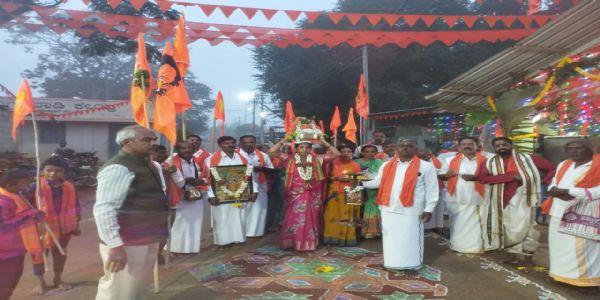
[10,189,597,300]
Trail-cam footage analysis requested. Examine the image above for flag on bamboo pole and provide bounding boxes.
[153,42,179,144]
[343,107,357,144]
[284,100,295,134]
[329,105,341,134]
[355,74,369,119]
[131,33,153,127]
[172,15,192,113]
[214,91,225,136]
[12,79,35,141]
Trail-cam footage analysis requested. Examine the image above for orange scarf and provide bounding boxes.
[330,158,361,194]
[446,153,486,197]
[173,155,209,192]
[431,156,442,169]
[236,149,267,184]
[39,178,77,247]
[210,151,248,167]
[193,148,210,164]
[376,155,420,207]
[374,152,389,161]
[0,187,43,264]
[541,154,600,214]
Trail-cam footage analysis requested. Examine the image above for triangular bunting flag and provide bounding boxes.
[401,15,419,27]
[156,0,172,12]
[305,11,321,23]
[284,10,302,22]
[382,15,401,26]
[219,6,237,18]
[261,9,278,20]
[199,4,218,17]
[345,13,363,25]
[461,16,479,28]
[442,16,460,28]
[420,15,438,27]
[240,7,258,20]
[328,12,345,24]
[366,14,383,26]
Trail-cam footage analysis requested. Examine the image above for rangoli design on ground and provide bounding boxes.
[189,245,447,299]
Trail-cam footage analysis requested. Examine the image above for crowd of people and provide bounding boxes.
[0,124,598,299]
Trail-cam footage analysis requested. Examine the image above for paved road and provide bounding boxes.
[11,189,595,300]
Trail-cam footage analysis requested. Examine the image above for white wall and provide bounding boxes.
[17,121,113,161]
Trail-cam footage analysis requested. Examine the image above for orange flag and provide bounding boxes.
[343,107,357,144]
[329,105,341,134]
[12,79,35,141]
[355,74,369,119]
[284,100,296,134]
[172,15,192,113]
[153,43,179,144]
[214,91,225,136]
[130,33,153,128]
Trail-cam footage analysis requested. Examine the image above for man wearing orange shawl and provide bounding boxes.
[416,148,447,231]
[238,135,274,238]
[24,157,80,295]
[546,139,600,287]
[206,136,259,248]
[0,170,43,300]
[362,139,439,271]
[442,137,491,254]
[165,142,208,255]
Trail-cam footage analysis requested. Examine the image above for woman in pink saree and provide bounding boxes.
[269,138,340,251]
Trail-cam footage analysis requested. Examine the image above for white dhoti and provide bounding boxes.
[96,243,158,300]
[245,190,268,237]
[549,216,600,286]
[169,197,205,253]
[381,210,423,269]
[484,190,539,254]
[425,191,445,229]
[212,203,247,245]
[447,201,485,253]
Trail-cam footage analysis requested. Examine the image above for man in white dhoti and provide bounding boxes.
[207,136,258,248]
[166,141,209,254]
[362,139,439,273]
[442,137,490,254]
[416,148,447,231]
[237,135,274,238]
[545,140,600,288]
[479,137,554,265]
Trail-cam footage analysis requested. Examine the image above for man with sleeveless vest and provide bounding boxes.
[93,125,170,300]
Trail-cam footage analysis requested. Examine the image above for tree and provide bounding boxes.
[10,31,213,133]
[253,0,571,125]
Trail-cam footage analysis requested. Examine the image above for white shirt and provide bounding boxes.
[363,158,439,215]
[444,155,484,205]
[93,161,181,248]
[237,149,274,192]
[205,151,260,198]
[548,159,600,217]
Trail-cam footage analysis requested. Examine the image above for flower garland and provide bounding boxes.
[344,185,365,195]
[210,165,253,207]
[296,153,314,182]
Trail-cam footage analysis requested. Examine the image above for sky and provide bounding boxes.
[0,0,337,126]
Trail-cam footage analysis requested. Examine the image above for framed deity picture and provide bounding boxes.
[344,186,365,206]
[209,165,254,204]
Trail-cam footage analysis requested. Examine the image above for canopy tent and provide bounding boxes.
[425,0,600,107]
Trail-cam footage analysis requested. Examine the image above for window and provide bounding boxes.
[39,122,66,144]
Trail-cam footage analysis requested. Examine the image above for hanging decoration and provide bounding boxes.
[0,2,540,48]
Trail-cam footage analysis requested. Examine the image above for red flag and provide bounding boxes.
[329,105,342,133]
[343,107,357,144]
[355,74,369,119]
[284,100,296,134]
[527,0,540,15]
[130,33,153,127]
[153,43,179,144]
[172,15,192,113]
[12,79,35,141]
[214,91,225,136]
